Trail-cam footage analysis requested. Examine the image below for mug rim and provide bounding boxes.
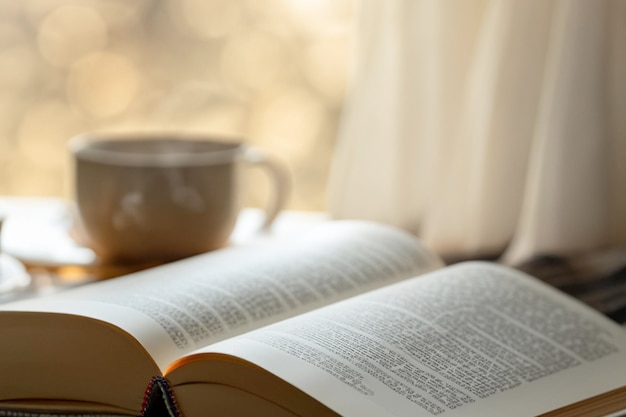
[69,132,245,166]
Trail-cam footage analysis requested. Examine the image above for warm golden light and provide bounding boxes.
[38,5,108,68]
[179,0,243,39]
[304,34,350,103]
[0,0,355,210]
[280,0,352,35]
[219,30,294,93]
[0,47,36,91]
[251,88,327,158]
[67,52,139,117]
[16,100,78,167]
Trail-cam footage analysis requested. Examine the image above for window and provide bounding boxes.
[0,0,354,210]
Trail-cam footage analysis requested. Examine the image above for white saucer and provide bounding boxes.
[0,252,31,293]
[1,198,98,268]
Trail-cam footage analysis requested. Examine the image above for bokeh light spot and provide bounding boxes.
[251,87,327,158]
[96,1,146,29]
[17,99,79,168]
[180,0,243,39]
[280,0,353,35]
[67,52,138,117]
[0,47,36,90]
[304,34,350,103]
[38,5,108,68]
[220,31,294,93]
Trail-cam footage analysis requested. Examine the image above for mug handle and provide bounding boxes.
[243,147,290,230]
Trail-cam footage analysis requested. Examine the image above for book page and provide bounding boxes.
[205,262,626,417]
[2,221,442,370]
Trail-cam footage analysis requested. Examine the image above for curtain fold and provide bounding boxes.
[328,0,626,264]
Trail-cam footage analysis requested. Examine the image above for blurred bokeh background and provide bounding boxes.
[0,0,354,210]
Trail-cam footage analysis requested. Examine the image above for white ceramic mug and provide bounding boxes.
[69,132,289,264]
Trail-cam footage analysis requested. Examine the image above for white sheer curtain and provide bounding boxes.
[328,0,626,264]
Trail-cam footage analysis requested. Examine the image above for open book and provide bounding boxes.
[1,221,626,417]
